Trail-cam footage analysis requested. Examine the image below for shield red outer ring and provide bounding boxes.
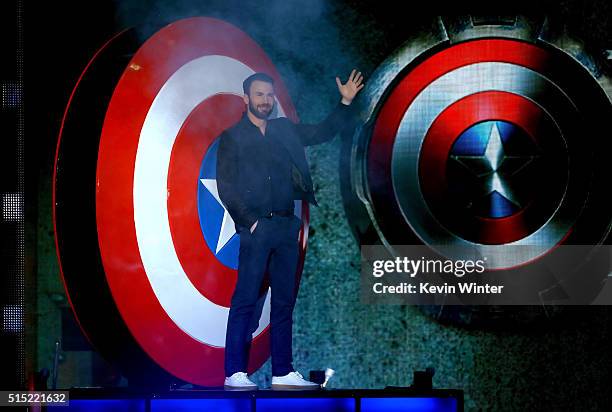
[96,17,305,385]
[54,25,187,387]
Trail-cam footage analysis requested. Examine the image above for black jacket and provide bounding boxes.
[216,102,350,231]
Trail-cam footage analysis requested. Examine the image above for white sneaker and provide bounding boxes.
[271,371,320,390]
[224,372,258,391]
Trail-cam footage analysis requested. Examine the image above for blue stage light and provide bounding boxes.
[152,398,251,412]
[256,397,355,412]
[361,397,457,412]
[47,399,145,412]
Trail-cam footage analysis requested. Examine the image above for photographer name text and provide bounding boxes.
[372,282,503,295]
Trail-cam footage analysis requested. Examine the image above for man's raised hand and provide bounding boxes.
[336,69,365,105]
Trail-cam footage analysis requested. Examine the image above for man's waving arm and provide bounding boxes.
[296,69,364,147]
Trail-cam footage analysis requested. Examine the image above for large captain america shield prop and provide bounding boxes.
[56,17,308,386]
[349,35,611,271]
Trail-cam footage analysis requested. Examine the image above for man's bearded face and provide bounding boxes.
[247,80,275,119]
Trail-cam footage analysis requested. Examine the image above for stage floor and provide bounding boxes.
[45,387,463,412]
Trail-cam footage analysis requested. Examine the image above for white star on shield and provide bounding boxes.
[200,178,236,254]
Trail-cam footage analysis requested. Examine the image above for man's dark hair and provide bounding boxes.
[243,72,275,95]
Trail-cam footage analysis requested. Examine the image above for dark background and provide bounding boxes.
[19,0,612,410]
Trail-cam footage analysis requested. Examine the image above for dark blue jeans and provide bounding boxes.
[225,214,301,377]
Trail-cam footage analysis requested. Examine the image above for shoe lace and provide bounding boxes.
[293,371,303,379]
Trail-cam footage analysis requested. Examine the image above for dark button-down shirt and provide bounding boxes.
[239,116,295,214]
[217,102,351,230]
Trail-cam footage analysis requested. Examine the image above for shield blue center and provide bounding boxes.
[449,120,538,219]
[197,140,240,270]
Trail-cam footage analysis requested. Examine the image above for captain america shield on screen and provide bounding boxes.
[364,38,609,269]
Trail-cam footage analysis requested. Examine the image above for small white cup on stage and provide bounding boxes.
[322,368,335,388]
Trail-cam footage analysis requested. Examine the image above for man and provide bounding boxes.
[217,70,364,390]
